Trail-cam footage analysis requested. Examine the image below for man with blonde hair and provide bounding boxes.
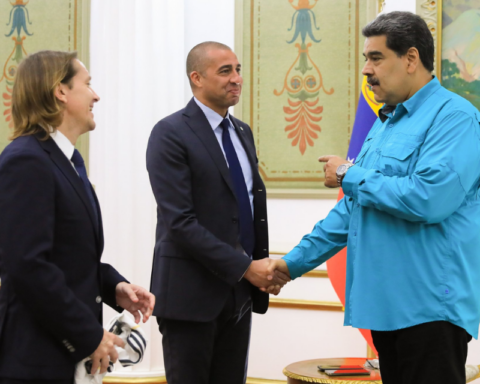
[0,50,155,383]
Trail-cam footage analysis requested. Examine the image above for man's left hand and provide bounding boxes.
[318,155,350,188]
[115,282,155,324]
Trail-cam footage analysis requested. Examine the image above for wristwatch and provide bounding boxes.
[336,163,354,186]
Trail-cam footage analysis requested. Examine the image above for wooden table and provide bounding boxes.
[283,357,381,384]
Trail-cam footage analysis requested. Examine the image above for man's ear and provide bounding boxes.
[190,71,203,88]
[54,83,68,104]
[406,47,420,74]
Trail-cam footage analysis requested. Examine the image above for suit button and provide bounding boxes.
[232,217,238,223]
[96,296,102,304]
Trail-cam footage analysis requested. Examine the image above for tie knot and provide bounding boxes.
[71,149,84,166]
[219,118,230,132]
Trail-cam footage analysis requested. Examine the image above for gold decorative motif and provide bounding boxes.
[467,366,480,383]
[303,269,328,278]
[103,377,287,384]
[101,367,480,384]
[266,188,339,199]
[246,378,287,384]
[269,298,344,311]
[282,368,381,383]
[367,345,377,359]
[416,0,442,77]
[377,0,385,13]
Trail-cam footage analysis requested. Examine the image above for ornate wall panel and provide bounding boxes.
[0,0,90,158]
[240,0,368,193]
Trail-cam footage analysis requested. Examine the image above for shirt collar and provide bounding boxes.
[194,97,231,130]
[50,129,75,161]
[402,75,440,117]
[379,105,396,123]
[378,76,441,123]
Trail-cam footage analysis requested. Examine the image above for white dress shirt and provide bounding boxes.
[193,97,254,215]
[50,129,76,170]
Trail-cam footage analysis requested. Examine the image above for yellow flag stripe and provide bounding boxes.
[361,76,383,116]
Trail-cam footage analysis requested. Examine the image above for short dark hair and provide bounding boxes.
[186,41,232,86]
[362,11,434,72]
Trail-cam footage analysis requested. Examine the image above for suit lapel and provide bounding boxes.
[92,189,104,255]
[36,136,100,242]
[183,99,236,196]
[229,118,259,179]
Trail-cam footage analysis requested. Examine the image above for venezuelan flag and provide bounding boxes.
[326,76,383,356]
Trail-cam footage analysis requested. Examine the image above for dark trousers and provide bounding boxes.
[372,321,472,384]
[158,290,252,384]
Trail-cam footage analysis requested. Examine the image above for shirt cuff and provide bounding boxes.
[341,165,368,199]
[282,250,306,280]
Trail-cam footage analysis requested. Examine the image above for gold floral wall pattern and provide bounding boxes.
[241,0,367,190]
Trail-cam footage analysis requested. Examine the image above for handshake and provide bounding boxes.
[244,258,291,295]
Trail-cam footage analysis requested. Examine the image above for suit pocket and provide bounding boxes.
[156,241,189,259]
[10,309,70,367]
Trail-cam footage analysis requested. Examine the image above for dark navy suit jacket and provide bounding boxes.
[146,98,269,322]
[0,133,125,380]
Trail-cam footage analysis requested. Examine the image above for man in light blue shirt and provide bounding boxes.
[269,12,480,384]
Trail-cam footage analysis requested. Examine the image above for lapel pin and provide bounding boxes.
[240,127,244,131]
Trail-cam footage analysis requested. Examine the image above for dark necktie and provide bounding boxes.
[219,118,255,257]
[71,149,99,228]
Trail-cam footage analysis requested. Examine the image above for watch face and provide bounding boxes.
[337,164,347,176]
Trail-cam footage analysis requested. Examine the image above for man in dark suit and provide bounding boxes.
[0,50,155,383]
[146,41,288,384]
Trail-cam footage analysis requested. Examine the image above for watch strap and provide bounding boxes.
[337,163,353,186]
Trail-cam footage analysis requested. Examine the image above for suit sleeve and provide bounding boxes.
[146,120,252,286]
[100,262,128,311]
[0,150,104,362]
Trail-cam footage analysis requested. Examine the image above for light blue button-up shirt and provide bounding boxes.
[194,97,254,214]
[283,77,480,338]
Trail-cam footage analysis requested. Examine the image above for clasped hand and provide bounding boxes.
[244,258,291,295]
[89,330,125,374]
[90,283,155,374]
